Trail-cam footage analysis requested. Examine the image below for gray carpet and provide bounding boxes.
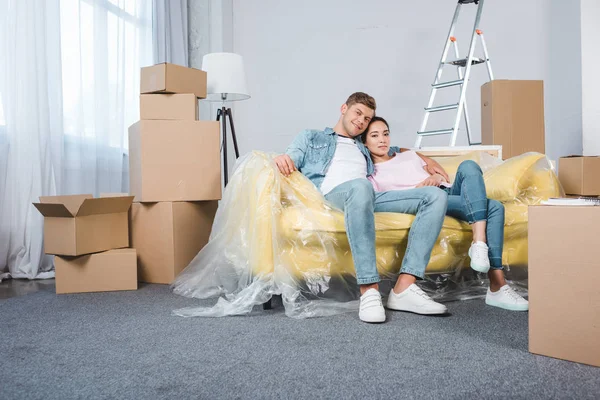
[1,284,599,400]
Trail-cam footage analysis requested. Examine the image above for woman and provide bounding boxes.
[363,116,528,311]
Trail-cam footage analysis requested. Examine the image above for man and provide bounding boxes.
[274,92,449,323]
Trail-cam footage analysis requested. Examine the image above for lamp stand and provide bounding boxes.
[216,106,240,186]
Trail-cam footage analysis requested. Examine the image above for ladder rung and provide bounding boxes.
[417,129,454,137]
[445,58,485,67]
[432,79,464,89]
[425,103,459,113]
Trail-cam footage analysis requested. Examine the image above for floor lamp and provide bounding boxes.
[201,53,250,186]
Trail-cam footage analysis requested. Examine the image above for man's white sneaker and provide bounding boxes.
[359,288,386,323]
[485,285,529,311]
[468,241,491,273]
[386,284,448,315]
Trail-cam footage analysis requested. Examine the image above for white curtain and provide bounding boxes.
[0,0,153,281]
[153,0,189,66]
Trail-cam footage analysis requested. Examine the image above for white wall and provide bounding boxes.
[581,0,600,156]
[189,0,234,109]
[190,0,584,161]
[545,0,583,160]
[188,0,237,176]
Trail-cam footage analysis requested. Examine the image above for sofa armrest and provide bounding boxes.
[484,152,561,204]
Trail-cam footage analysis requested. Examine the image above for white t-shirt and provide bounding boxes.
[320,136,367,195]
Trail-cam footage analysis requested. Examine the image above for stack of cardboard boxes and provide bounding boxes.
[33,195,137,294]
[481,80,600,367]
[128,62,221,284]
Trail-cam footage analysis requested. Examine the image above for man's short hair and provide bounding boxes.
[345,92,376,111]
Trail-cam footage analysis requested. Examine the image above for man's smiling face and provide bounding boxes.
[340,103,375,138]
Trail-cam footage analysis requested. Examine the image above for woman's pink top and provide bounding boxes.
[368,151,431,192]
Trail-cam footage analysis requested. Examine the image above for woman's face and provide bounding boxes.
[364,120,390,158]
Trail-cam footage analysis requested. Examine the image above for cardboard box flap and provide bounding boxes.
[100,193,131,198]
[563,155,600,159]
[39,194,93,215]
[76,196,134,216]
[33,203,74,218]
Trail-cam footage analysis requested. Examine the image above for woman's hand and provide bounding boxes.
[416,173,445,188]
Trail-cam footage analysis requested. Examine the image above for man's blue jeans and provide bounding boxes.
[444,160,505,270]
[324,179,448,284]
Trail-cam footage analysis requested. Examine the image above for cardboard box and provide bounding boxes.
[528,205,600,367]
[559,156,600,196]
[481,80,545,159]
[140,94,198,121]
[55,249,138,294]
[130,201,218,284]
[33,195,134,256]
[128,120,221,202]
[140,63,207,99]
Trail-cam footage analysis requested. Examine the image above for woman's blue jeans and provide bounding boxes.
[443,160,505,269]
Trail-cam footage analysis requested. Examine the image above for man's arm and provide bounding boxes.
[397,147,450,182]
[285,130,309,170]
[274,130,309,176]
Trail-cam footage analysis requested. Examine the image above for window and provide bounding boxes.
[59,0,152,149]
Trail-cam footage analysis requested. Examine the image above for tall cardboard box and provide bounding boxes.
[528,205,600,367]
[481,80,545,159]
[128,120,221,202]
[33,195,134,256]
[130,201,218,284]
[140,63,207,99]
[559,156,600,196]
[140,94,198,121]
[55,249,138,294]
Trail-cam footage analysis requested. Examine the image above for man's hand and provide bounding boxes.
[416,174,445,188]
[274,154,297,176]
[414,152,450,182]
[424,161,449,182]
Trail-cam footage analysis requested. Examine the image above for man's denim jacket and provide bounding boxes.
[285,127,401,191]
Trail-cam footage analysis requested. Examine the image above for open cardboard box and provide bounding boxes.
[33,194,134,256]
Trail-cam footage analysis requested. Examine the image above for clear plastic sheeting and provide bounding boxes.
[172,151,561,318]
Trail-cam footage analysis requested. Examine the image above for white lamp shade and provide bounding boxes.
[201,52,250,102]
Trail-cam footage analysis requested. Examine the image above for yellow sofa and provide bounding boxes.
[246,151,561,281]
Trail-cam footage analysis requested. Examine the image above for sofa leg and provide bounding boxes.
[263,299,272,310]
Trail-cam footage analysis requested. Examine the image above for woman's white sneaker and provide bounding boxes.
[485,284,529,311]
[468,241,491,273]
[359,288,386,323]
[386,284,448,315]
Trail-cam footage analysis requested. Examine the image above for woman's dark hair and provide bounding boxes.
[361,116,390,143]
